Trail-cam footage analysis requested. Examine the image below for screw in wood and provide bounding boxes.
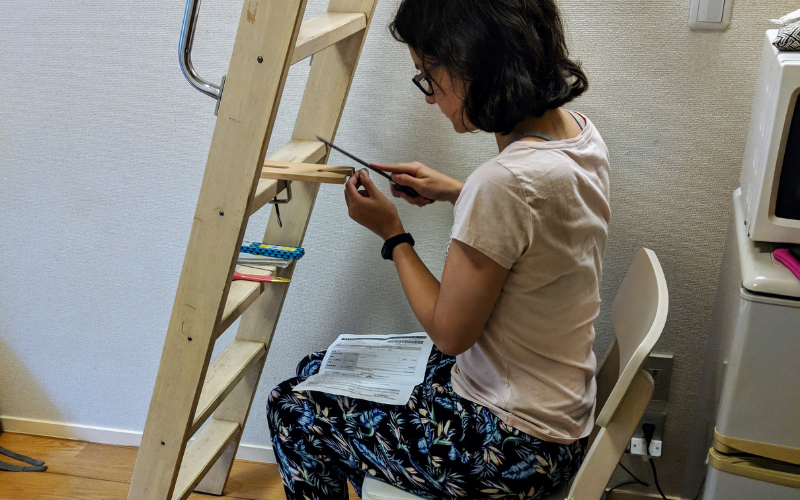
[257,56,263,63]
[219,210,224,216]
[188,337,193,342]
[161,441,165,445]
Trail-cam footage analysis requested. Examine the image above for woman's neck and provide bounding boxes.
[495,108,573,152]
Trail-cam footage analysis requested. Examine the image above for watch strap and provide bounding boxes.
[381,233,415,260]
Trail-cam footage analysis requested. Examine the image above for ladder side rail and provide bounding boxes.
[194,0,379,493]
[293,0,380,144]
[127,1,309,498]
[194,180,322,495]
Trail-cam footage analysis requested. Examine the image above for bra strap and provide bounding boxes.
[567,109,586,130]
[510,110,585,144]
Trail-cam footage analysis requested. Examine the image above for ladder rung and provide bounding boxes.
[218,279,267,338]
[171,419,240,500]
[292,12,367,65]
[191,340,265,434]
[249,139,328,215]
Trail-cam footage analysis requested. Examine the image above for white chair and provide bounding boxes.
[362,248,669,500]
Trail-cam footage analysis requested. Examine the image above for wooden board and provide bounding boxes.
[172,419,241,500]
[249,140,327,215]
[191,340,266,434]
[261,160,353,184]
[292,12,367,65]
[292,0,380,143]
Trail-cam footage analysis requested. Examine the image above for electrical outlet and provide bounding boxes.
[631,437,663,457]
[630,411,666,458]
[643,354,673,402]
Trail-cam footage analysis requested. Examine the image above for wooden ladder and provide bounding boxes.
[127,0,377,498]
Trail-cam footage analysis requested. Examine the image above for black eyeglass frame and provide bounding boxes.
[412,72,434,96]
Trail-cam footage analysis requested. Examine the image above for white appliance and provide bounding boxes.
[700,189,800,500]
[740,31,800,244]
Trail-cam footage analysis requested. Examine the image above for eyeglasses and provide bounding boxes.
[412,71,434,96]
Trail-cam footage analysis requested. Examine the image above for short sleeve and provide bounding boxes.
[450,162,533,269]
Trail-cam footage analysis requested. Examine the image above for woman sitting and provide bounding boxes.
[267,0,610,498]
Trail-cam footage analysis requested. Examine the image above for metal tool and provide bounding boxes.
[316,136,432,201]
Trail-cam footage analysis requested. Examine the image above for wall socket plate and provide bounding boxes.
[633,411,667,442]
[642,354,673,402]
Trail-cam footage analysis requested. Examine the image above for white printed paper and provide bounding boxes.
[292,332,434,405]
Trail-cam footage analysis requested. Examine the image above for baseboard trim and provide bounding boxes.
[0,415,276,464]
[607,489,684,500]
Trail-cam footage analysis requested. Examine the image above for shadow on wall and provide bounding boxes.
[0,335,63,430]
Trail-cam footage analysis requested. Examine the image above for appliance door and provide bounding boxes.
[715,290,800,451]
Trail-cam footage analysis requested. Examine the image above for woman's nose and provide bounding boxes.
[425,94,436,105]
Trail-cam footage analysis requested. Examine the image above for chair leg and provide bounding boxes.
[568,370,654,500]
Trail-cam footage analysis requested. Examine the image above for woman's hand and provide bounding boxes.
[372,162,464,206]
[344,169,405,240]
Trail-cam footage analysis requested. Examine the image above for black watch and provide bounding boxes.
[381,233,415,260]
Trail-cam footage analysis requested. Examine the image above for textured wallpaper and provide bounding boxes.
[0,0,796,496]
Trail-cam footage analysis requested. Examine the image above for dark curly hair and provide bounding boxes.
[390,0,588,135]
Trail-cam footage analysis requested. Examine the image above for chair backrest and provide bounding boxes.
[560,248,669,500]
[596,248,668,427]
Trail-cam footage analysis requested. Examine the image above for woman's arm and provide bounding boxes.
[392,238,508,355]
[345,170,507,356]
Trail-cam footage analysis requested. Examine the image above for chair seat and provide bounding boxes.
[361,475,570,500]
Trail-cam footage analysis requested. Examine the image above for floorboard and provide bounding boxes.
[0,432,359,500]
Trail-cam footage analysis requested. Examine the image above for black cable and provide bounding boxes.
[692,477,706,500]
[604,480,640,499]
[647,457,668,500]
[641,423,668,500]
[603,461,650,498]
[619,461,650,487]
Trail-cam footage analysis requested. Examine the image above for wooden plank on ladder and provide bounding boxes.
[190,340,266,435]
[249,140,327,216]
[261,161,353,183]
[126,0,309,498]
[292,12,367,65]
[193,0,379,495]
[171,419,241,500]
[216,265,277,339]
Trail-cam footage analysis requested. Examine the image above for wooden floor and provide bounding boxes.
[0,432,359,500]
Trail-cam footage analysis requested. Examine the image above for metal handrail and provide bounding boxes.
[179,0,222,100]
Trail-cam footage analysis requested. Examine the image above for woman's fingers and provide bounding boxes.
[344,172,361,206]
[371,162,421,176]
[391,172,423,189]
[389,185,405,199]
[391,185,424,205]
[357,170,384,199]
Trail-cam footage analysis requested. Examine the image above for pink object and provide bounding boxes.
[232,271,290,283]
[774,248,800,281]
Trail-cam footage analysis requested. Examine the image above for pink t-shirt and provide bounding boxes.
[449,116,610,444]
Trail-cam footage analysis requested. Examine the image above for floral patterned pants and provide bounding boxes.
[267,347,586,500]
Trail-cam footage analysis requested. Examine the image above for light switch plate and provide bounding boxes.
[689,0,733,30]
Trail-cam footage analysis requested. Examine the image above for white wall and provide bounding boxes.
[0,0,795,496]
